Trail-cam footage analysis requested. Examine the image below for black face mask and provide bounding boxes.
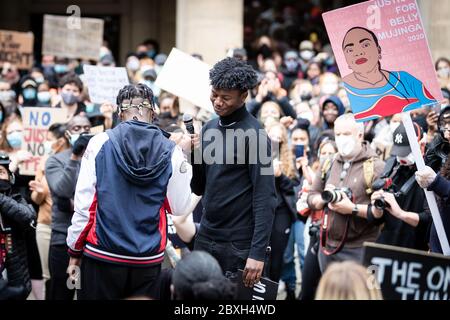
[300,93,313,101]
[0,179,12,194]
[159,111,172,119]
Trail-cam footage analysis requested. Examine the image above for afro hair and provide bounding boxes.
[209,57,258,92]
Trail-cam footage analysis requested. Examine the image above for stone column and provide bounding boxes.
[176,0,243,65]
[418,0,450,60]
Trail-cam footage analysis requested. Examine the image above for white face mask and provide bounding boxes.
[397,152,415,166]
[126,59,140,72]
[300,50,314,61]
[43,140,55,155]
[438,67,450,79]
[298,111,314,123]
[321,83,339,95]
[335,135,356,157]
[389,122,401,133]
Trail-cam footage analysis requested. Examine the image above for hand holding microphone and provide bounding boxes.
[183,114,200,150]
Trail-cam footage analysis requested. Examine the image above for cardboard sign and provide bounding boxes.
[362,242,450,300]
[155,48,214,113]
[232,270,278,300]
[323,0,443,122]
[20,108,68,176]
[0,30,34,69]
[83,65,129,105]
[42,15,104,61]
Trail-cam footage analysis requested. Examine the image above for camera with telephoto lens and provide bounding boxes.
[321,187,353,204]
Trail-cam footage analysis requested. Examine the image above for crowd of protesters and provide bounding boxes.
[1,4,450,301]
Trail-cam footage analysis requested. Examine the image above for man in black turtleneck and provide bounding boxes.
[190,58,277,288]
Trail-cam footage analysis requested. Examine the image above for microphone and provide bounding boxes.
[183,113,195,134]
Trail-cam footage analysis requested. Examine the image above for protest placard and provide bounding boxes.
[0,30,34,69]
[42,14,104,61]
[231,269,278,300]
[20,108,68,176]
[323,0,443,122]
[155,48,214,113]
[363,242,450,300]
[83,65,129,105]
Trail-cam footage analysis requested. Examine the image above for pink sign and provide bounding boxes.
[323,0,443,122]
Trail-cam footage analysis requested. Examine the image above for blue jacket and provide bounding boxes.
[67,120,192,266]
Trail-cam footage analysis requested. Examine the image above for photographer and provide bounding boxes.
[370,123,431,250]
[45,115,92,300]
[425,106,450,171]
[415,120,450,254]
[0,152,36,300]
[307,113,384,272]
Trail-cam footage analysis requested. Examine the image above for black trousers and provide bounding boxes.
[194,234,250,278]
[268,207,292,283]
[25,228,43,280]
[77,256,161,300]
[48,244,75,300]
[299,237,322,300]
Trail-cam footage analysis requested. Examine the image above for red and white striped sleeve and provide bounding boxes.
[67,132,109,258]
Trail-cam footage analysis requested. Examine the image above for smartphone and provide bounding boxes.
[294,144,305,159]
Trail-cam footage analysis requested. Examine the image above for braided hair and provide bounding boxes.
[116,83,155,108]
[116,83,156,122]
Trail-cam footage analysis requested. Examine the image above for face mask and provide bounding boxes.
[126,59,140,72]
[0,179,12,194]
[61,91,78,106]
[37,91,51,104]
[43,65,55,77]
[300,93,312,101]
[68,133,80,146]
[43,140,55,155]
[159,111,172,119]
[23,88,37,100]
[285,60,298,72]
[324,56,335,67]
[147,50,156,59]
[298,111,314,123]
[0,90,15,103]
[300,50,314,61]
[335,135,356,157]
[397,152,415,166]
[319,155,334,167]
[7,131,23,149]
[54,64,69,74]
[389,122,400,133]
[438,67,450,78]
[321,83,339,95]
[34,77,45,84]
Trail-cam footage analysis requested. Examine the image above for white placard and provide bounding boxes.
[83,65,129,105]
[155,48,214,113]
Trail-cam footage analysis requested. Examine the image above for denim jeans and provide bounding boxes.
[280,220,305,290]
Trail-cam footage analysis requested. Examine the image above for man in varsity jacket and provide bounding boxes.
[66,84,192,300]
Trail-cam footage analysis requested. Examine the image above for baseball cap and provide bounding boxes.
[390,122,423,157]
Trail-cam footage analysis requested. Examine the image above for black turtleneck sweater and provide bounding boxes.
[191,105,277,261]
